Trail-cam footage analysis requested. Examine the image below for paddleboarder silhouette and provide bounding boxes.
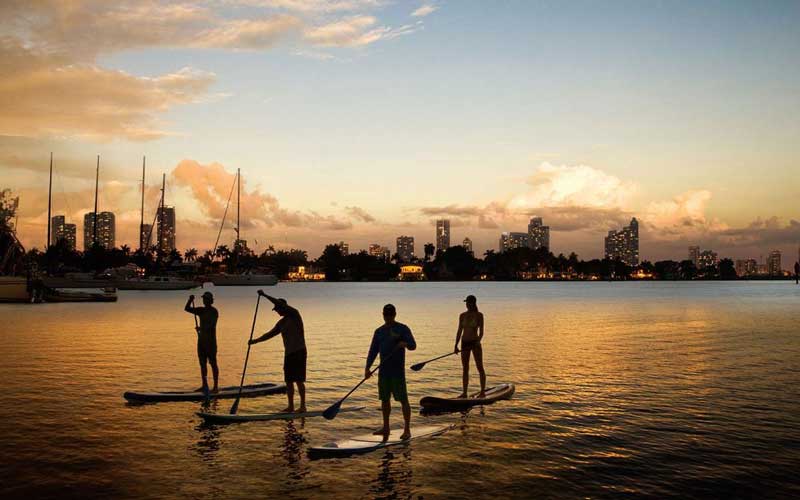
[365,304,417,440]
[185,291,219,393]
[454,295,486,398]
[249,292,308,413]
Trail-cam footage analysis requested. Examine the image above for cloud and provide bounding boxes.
[411,5,438,17]
[0,40,216,141]
[1,0,428,141]
[345,206,376,223]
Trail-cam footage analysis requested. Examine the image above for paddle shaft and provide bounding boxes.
[412,351,457,370]
[191,297,199,334]
[335,348,400,407]
[231,294,261,413]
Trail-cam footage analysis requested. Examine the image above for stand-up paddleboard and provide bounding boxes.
[124,382,286,403]
[309,424,451,457]
[197,406,365,424]
[419,383,515,412]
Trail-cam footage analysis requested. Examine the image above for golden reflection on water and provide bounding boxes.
[3,282,800,498]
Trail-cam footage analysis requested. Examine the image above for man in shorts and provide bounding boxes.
[365,304,417,440]
[184,291,219,393]
[249,292,307,413]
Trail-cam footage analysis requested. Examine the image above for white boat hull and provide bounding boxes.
[208,274,278,286]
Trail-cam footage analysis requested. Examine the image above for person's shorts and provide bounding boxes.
[378,376,408,403]
[197,339,217,364]
[283,349,307,383]
[461,339,481,353]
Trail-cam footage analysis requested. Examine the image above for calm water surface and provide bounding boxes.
[3,282,800,498]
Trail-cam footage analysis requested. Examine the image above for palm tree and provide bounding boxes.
[424,243,435,262]
[120,244,131,257]
[184,248,198,262]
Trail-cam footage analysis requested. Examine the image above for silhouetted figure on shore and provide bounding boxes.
[185,291,219,393]
[365,304,416,440]
[795,261,799,284]
[455,295,486,398]
[250,292,307,413]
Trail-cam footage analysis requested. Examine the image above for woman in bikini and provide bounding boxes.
[454,294,486,398]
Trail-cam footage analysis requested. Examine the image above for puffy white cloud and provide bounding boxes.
[412,5,438,17]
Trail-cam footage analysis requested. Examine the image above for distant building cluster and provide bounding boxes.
[82,211,115,250]
[368,243,391,261]
[50,215,77,251]
[498,217,551,253]
[396,236,414,262]
[694,247,785,277]
[604,218,639,266]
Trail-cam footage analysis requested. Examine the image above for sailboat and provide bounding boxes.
[206,169,277,286]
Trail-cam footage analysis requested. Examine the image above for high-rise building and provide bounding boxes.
[735,259,757,277]
[462,237,473,254]
[83,211,115,250]
[688,246,700,266]
[527,216,550,250]
[604,218,639,266]
[499,232,529,252]
[368,244,390,261]
[697,250,718,269]
[435,219,450,253]
[63,223,77,251]
[767,250,782,276]
[396,236,414,262]
[338,241,349,256]
[140,223,153,251]
[157,206,176,253]
[50,215,65,246]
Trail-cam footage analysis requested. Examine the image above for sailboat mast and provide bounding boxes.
[93,155,99,248]
[236,168,241,247]
[157,173,165,256]
[140,156,145,251]
[46,152,53,249]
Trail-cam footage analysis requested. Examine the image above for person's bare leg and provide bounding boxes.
[282,383,294,413]
[473,345,486,398]
[458,349,470,398]
[400,399,412,440]
[296,382,306,413]
[195,359,208,392]
[209,356,219,392]
[373,399,390,438]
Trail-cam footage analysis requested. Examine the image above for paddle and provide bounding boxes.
[229,293,262,414]
[323,349,399,420]
[410,351,458,371]
[191,297,199,335]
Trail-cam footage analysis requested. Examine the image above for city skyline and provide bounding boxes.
[2,2,799,260]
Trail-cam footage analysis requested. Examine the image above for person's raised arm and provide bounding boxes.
[257,289,280,306]
[184,295,196,314]
[364,332,379,378]
[250,323,281,345]
[454,315,464,353]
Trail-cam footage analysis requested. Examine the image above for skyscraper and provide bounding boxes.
[368,243,390,261]
[50,215,65,246]
[499,232,529,252]
[767,250,782,276]
[435,219,450,253]
[157,206,176,254]
[63,223,76,251]
[83,211,115,250]
[527,216,550,250]
[697,250,718,269]
[338,241,349,256]
[462,237,473,254]
[604,217,639,266]
[396,236,414,262]
[688,246,700,266]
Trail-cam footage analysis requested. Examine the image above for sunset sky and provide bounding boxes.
[1,1,799,263]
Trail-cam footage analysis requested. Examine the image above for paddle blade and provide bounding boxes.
[229,398,241,415]
[322,401,342,420]
[410,362,425,371]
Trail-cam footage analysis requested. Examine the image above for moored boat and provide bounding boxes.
[0,276,32,302]
[116,276,199,290]
[44,287,117,302]
[206,272,278,286]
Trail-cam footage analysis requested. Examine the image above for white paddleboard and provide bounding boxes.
[309,424,451,456]
[197,406,365,423]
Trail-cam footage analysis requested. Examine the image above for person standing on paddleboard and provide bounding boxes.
[185,291,220,393]
[249,292,307,413]
[454,294,486,398]
[365,303,417,440]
